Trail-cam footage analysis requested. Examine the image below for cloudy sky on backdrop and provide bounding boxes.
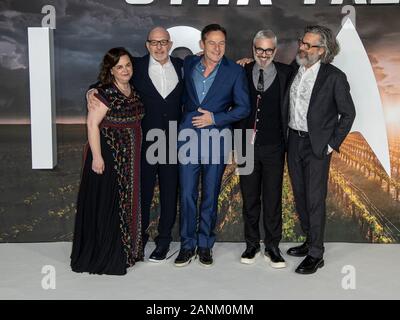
[0,0,399,124]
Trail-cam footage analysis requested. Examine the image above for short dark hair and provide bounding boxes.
[98,47,134,85]
[201,24,227,42]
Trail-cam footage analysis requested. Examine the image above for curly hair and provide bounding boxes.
[98,47,134,85]
[304,25,340,64]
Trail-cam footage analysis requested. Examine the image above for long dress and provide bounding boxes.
[71,83,145,275]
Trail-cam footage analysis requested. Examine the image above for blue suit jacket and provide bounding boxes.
[179,55,250,162]
[180,55,250,130]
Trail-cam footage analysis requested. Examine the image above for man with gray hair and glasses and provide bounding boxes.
[235,30,293,269]
[285,25,355,274]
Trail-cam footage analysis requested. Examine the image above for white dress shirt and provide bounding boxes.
[289,60,321,132]
[148,56,179,99]
[289,60,333,154]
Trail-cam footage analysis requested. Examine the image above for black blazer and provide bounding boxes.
[235,61,293,148]
[131,54,184,142]
[89,54,184,139]
[283,62,356,159]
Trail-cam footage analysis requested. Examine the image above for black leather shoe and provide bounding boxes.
[295,255,324,275]
[197,247,213,267]
[174,249,196,267]
[264,247,286,269]
[287,242,309,257]
[240,246,260,264]
[148,245,169,263]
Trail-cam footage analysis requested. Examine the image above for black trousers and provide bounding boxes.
[141,149,178,249]
[287,129,332,259]
[239,143,285,250]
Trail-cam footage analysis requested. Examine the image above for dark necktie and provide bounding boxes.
[257,69,264,92]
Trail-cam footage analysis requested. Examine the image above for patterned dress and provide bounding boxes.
[71,83,145,275]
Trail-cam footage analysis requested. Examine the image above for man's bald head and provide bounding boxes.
[146,26,173,65]
[147,27,170,41]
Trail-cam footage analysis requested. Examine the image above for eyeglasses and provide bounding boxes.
[147,39,170,47]
[254,47,275,55]
[298,38,322,50]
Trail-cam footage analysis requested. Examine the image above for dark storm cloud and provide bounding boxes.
[0,0,399,122]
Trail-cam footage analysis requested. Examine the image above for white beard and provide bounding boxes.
[296,52,320,67]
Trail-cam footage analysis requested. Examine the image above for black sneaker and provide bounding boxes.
[264,247,286,269]
[174,248,196,267]
[240,246,260,264]
[148,245,169,263]
[197,247,213,267]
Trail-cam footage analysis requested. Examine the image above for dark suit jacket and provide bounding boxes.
[131,54,184,144]
[235,61,293,149]
[89,55,184,138]
[283,62,356,158]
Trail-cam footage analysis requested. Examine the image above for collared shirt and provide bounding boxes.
[192,59,221,104]
[252,62,277,92]
[148,56,179,99]
[289,60,321,132]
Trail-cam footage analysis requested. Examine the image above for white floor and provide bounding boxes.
[0,242,399,300]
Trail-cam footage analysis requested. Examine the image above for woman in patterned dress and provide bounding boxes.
[71,47,144,275]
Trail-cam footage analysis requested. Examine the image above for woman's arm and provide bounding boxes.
[86,100,109,174]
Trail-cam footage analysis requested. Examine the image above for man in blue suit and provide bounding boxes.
[174,24,251,267]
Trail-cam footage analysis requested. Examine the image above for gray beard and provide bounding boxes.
[296,52,320,67]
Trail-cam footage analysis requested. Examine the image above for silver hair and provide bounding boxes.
[304,25,340,64]
[253,29,278,47]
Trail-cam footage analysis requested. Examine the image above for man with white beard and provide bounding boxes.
[285,25,355,274]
